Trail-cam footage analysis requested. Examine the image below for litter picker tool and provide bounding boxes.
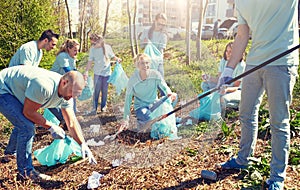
[140,44,300,131]
[107,94,172,139]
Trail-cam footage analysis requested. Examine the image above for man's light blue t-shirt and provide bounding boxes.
[123,69,172,119]
[0,66,71,109]
[88,44,115,76]
[236,0,299,66]
[9,41,43,67]
[51,52,76,75]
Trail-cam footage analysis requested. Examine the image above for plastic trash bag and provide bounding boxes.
[43,108,60,126]
[87,171,104,189]
[144,43,163,70]
[189,91,222,121]
[33,136,82,166]
[78,76,94,101]
[108,62,129,95]
[149,98,180,140]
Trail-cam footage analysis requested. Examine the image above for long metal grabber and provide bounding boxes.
[139,44,300,132]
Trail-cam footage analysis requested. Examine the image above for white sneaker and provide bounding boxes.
[101,106,107,112]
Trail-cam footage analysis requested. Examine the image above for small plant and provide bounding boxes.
[185,147,198,157]
[290,109,300,137]
[289,142,300,165]
[221,121,235,140]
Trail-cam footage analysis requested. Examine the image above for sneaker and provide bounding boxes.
[86,109,97,116]
[217,157,247,170]
[17,170,51,181]
[266,179,284,190]
[1,154,16,163]
[101,106,107,112]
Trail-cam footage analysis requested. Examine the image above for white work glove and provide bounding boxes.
[218,66,234,88]
[48,125,66,139]
[81,142,97,164]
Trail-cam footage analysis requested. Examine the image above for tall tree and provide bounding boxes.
[103,0,113,37]
[148,0,152,23]
[65,0,73,38]
[79,0,87,52]
[133,0,139,54]
[127,0,136,57]
[185,0,192,65]
[196,0,208,60]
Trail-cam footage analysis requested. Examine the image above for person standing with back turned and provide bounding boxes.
[217,1,299,189]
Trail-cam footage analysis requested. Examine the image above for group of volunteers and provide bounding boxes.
[0,1,298,189]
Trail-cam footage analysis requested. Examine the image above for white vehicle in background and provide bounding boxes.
[192,18,237,40]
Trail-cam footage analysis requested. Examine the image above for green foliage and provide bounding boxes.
[221,121,235,140]
[0,0,59,68]
[289,142,300,165]
[240,157,270,188]
[185,147,198,157]
[290,109,300,137]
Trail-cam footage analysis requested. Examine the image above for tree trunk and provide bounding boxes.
[79,0,87,52]
[149,0,152,23]
[133,0,138,55]
[103,0,113,37]
[185,0,191,65]
[196,0,208,60]
[127,0,136,58]
[65,0,73,38]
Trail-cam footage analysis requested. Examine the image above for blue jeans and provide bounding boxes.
[93,75,109,110]
[0,94,35,176]
[135,95,170,123]
[236,65,298,182]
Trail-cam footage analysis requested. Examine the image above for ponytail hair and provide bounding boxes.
[148,13,167,40]
[57,39,79,56]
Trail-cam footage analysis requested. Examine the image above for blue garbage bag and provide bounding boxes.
[78,76,94,101]
[108,62,129,95]
[144,43,163,71]
[189,91,222,121]
[33,136,82,166]
[149,99,179,140]
[43,108,60,126]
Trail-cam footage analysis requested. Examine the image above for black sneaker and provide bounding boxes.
[29,170,51,181]
[17,170,51,181]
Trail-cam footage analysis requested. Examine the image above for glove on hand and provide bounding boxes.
[48,125,66,139]
[218,66,234,87]
[81,143,97,164]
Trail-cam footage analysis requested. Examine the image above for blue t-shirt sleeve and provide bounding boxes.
[19,46,36,65]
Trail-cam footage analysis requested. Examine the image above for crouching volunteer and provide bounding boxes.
[0,65,96,181]
[121,53,179,140]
